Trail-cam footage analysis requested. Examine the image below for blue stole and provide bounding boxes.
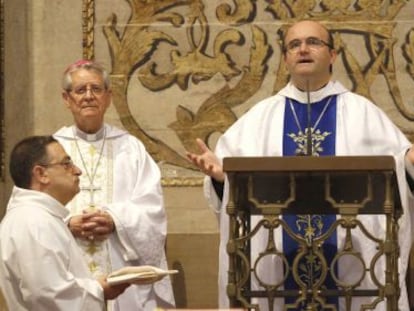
[282,95,338,309]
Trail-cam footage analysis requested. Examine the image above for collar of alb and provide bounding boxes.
[74,126,105,142]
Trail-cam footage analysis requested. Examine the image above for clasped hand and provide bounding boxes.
[69,209,115,241]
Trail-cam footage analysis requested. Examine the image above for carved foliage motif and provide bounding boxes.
[83,0,414,185]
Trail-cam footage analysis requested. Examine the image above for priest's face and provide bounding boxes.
[62,69,112,134]
[43,142,82,205]
[283,21,337,91]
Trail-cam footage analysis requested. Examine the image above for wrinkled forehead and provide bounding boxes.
[70,68,105,85]
[285,21,329,43]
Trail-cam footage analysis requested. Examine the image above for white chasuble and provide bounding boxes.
[204,81,414,311]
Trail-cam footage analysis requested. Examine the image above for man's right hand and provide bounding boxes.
[186,138,225,182]
[98,276,130,300]
[68,214,91,239]
[69,211,113,241]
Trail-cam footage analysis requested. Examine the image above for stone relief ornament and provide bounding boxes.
[82,0,414,186]
[404,29,414,83]
[82,0,95,60]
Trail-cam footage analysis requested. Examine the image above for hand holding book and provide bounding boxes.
[107,265,178,285]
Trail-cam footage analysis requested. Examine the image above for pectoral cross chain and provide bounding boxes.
[73,127,107,209]
[81,183,102,207]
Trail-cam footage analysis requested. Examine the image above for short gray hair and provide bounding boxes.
[62,60,111,91]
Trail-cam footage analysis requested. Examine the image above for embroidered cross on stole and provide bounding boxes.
[282,95,338,310]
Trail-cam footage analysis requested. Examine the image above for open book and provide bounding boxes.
[107,265,179,285]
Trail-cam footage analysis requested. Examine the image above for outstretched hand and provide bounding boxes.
[186,138,225,182]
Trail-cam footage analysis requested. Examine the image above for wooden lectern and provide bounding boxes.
[223,156,402,311]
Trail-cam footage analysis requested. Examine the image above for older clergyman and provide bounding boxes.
[54,60,175,310]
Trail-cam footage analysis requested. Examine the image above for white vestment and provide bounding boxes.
[54,124,175,311]
[205,81,414,310]
[0,187,104,311]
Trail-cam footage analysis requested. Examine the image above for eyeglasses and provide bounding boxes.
[39,159,76,170]
[285,37,332,54]
[68,84,106,97]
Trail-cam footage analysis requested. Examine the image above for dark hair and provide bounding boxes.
[9,136,57,189]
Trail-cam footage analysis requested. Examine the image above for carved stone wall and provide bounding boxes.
[1,0,414,309]
[83,0,414,185]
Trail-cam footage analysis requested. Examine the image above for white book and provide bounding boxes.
[107,265,179,285]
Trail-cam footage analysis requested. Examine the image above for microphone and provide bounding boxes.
[306,80,312,156]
